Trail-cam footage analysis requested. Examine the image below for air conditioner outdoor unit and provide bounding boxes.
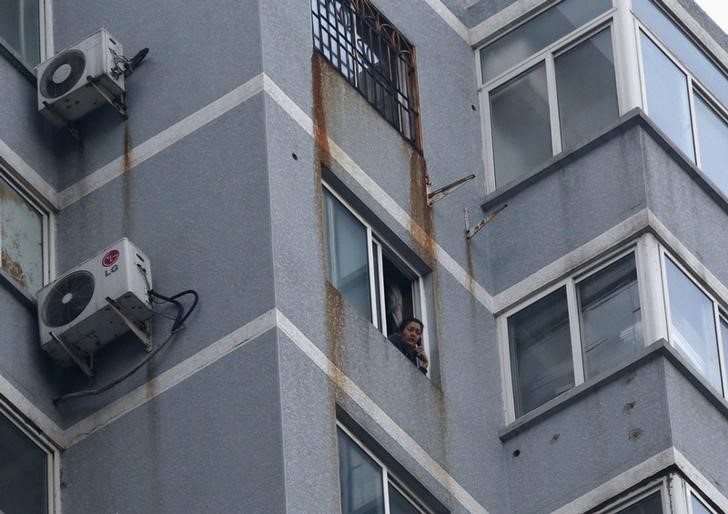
[36,238,152,368]
[36,28,125,126]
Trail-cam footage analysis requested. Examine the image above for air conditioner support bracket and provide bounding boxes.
[87,75,128,119]
[41,101,80,141]
[105,297,152,352]
[49,331,94,378]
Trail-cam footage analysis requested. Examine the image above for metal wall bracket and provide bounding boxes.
[105,297,152,352]
[426,174,476,206]
[465,204,508,240]
[49,331,94,378]
[87,76,128,119]
[41,101,80,140]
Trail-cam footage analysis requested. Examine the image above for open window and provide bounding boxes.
[322,184,429,367]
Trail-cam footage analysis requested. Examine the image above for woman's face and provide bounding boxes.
[401,321,422,348]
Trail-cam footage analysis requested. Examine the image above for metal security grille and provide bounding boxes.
[311,0,420,148]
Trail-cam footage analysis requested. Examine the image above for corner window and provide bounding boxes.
[0,0,44,65]
[663,255,726,395]
[337,424,431,514]
[0,172,49,295]
[311,0,420,148]
[478,0,618,190]
[635,1,728,196]
[0,410,56,514]
[323,185,423,340]
[506,252,643,417]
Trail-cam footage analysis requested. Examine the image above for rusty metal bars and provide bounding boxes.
[311,0,420,148]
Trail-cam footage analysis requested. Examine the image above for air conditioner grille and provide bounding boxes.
[43,270,95,327]
[39,49,86,99]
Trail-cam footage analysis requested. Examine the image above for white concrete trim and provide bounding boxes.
[57,73,266,209]
[551,448,676,514]
[491,209,650,314]
[263,75,496,312]
[0,138,58,210]
[421,0,470,42]
[63,308,277,446]
[276,309,490,514]
[0,373,65,445]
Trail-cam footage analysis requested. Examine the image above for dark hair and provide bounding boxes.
[398,317,423,333]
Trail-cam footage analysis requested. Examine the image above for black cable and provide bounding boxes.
[54,288,199,403]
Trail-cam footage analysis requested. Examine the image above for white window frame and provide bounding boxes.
[686,484,720,514]
[593,477,670,513]
[0,0,53,65]
[634,7,728,174]
[336,421,433,514]
[0,168,54,294]
[658,246,728,400]
[0,397,61,514]
[322,183,430,365]
[476,1,622,193]
[499,243,650,422]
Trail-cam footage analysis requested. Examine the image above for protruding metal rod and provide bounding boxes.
[465,204,507,240]
[427,174,476,206]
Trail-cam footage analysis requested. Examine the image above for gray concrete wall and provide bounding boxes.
[61,331,285,514]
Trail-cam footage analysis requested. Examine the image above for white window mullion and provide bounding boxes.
[480,89,497,193]
[688,81,702,168]
[366,228,379,329]
[566,280,585,385]
[376,242,387,335]
[382,469,391,514]
[637,233,669,344]
[545,53,562,156]
[613,0,643,113]
[714,309,727,398]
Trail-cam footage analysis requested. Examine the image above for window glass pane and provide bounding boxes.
[0,177,43,294]
[490,63,551,187]
[691,493,713,514]
[337,429,385,514]
[323,191,372,321]
[615,491,663,514]
[694,95,728,193]
[388,483,421,514]
[479,0,612,82]
[0,414,48,514]
[721,318,728,394]
[0,0,40,64]
[556,28,619,149]
[640,32,695,159]
[578,254,643,378]
[633,0,728,108]
[383,253,415,339]
[665,258,722,392]
[509,287,574,416]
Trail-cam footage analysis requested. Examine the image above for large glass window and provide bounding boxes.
[507,253,643,417]
[0,0,41,65]
[664,257,723,393]
[311,0,420,147]
[322,186,423,340]
[479,2,619,189]
[640,32,695,159]
[0,173,47,295]
[694,94,728,193]
[0,412,51,514]
[337,426,429,514]
[489,63,551,187]
[614,492,663,514]
[479,0,611,82]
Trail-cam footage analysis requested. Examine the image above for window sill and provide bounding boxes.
[499,338,728,441]
[0,267,37,310]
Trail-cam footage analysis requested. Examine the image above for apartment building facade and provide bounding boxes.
[1,0,728,512]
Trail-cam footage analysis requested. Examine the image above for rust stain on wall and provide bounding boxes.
[122,123,133,236]
[1,249,27,288]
